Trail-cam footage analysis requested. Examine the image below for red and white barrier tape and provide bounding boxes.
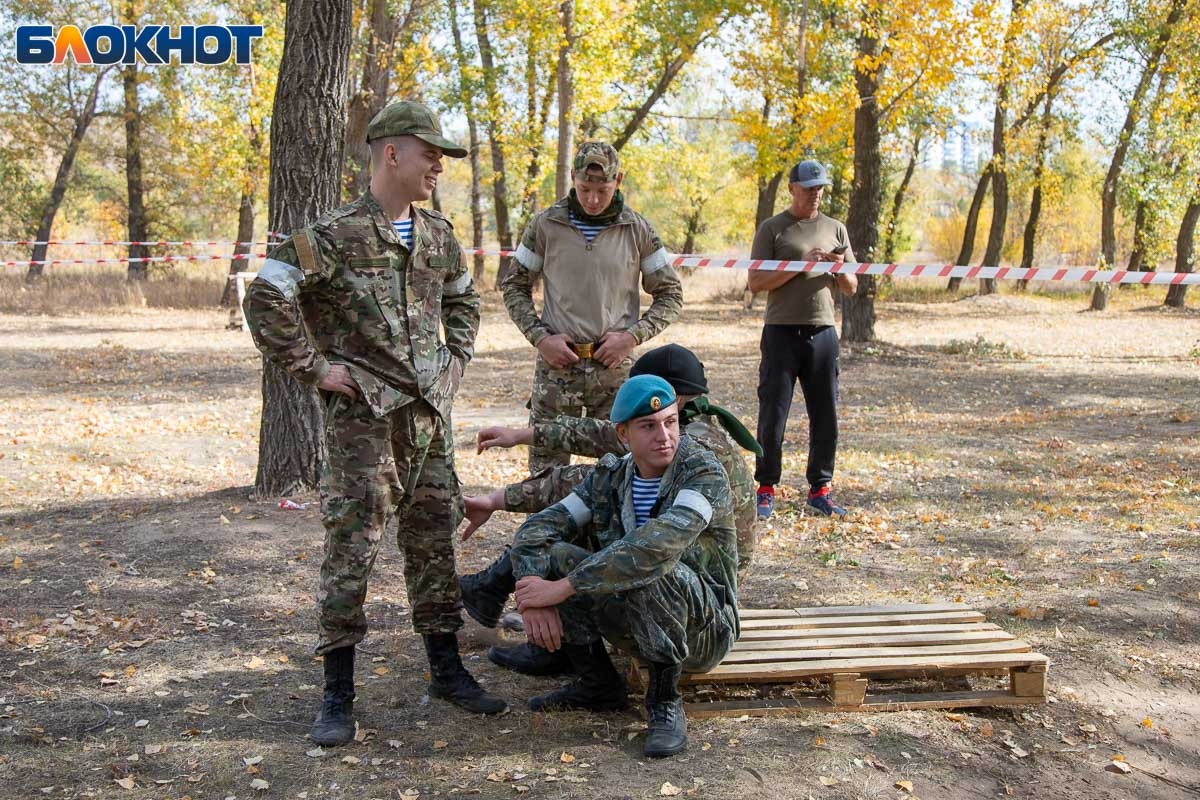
[4,254,267,267]
[0,240,275,247]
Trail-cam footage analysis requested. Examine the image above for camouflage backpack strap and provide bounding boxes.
[292,228,321,276]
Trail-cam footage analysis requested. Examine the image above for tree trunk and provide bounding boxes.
[555,0,575,199]
[343,0,401,199]
[447,0,486,284]
[26,67,111,284]
[978,0,1026,297]
[1096,0,1185,311]
[948,163,992,291]
[255,0,353,498]
[842,21,883,343]
[123,60,149,281]
[1016,93,1054,292]
[882,128,922,262]
[1165,195,1198,308]
[473,0,514,282]
[1125,200,1148,275]
[222,189,256,308]
[519,36,555,230]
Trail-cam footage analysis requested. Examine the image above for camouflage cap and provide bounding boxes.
[366,100,467,158]
[572,141,620,181]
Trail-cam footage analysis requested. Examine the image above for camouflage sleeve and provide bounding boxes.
[509,469,598,579]
[533,415,626,459]
[503,464,594,513]
[567,457,730,595]
[626,217,682,345]
[440,235,481,365]
[500,219,553,346]
[242,233,333,385]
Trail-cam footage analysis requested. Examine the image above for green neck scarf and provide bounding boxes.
[567,188,625,224]
[682,397,763,457]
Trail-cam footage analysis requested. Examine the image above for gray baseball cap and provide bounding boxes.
[789,159,832,188]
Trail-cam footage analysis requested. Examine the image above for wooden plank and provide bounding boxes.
[731,630,1017,651]
[739,623,1002,641]
[738,608,802,619]
[790,603,972,618]
[685,691,1045,718]
[740,610,986,630]
[690,652,1049,683]
[1010,664,1048,698]
[830,673,867,706]
[721,641,1034,664]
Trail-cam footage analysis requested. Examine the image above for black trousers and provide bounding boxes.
[754,324,839,490]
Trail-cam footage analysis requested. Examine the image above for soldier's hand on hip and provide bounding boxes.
[318,364,359,400]
[477,425,533,453]
[522,606,563,652]
[536,334,580,369]
[595,330,636,368]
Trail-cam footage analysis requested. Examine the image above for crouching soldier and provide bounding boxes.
[505,375,740,757]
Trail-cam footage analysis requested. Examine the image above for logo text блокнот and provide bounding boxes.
[16,24,264,65]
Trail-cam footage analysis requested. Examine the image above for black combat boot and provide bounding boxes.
[458,549,516,629]
[310,646,356,746]
[423,633,508,715]
[488,642,573,676]
[528,640,628,712]
[643,661,687,757]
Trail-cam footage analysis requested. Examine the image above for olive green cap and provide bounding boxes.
[366,100,467,158]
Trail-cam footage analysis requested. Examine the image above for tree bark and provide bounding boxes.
[1165,195,1198,308]
[343,0,404,199]
[1016,90,1056,293]
[447,0,486,284]
[519,35,555,230]
[255,0,353,498]
[222,189,256,308]
[1126,200,1148,273]
[882,128,922,263]
[1096,0,1185,311]
[473,0,514,282]
[26,67,111,284]
[123,61,149,281]
[555,0,575,199]
[842,21,884,343]
[948,163,992,291]
[978,0,1026,297]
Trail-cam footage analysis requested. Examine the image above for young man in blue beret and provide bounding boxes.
[503,375,740,757]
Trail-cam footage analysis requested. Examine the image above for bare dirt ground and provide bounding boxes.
[2,283,1199,800]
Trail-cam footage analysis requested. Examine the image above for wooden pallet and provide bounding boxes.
[649,603,1049,718]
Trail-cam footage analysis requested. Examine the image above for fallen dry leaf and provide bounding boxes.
[433,740,448,749]
[250,778,270,790]
[819,776,838,786]
[1105,761,1132,775]
[560,752,576,763]
[660,782,683,796]
[144,744,165,755]
[243,756,263,767]
[243,656,267,670]
[306,747,325,758]
[114,777,135,790]
[895,780,914,793]
[342,755,361,765]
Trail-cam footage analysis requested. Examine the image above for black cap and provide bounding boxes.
[631,344,708,396]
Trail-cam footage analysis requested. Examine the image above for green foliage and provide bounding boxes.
[939,335,1027,359]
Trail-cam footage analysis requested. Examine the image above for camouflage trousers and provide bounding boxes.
[534,542,736,672]
[505,464,758,573]
[527,355,629,475]
[315,396,464,655]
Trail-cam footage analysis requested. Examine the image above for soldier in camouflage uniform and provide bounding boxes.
[458,344,757,676]
[506,375,740,757]
[243,100,505,748]
[501,142,683,475]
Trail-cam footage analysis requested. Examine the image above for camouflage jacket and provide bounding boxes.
[511,407,756,533]
[510,436,739,622]
[243,192,480,420]
[500,198,683,346]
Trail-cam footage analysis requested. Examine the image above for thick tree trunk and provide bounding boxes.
[744,170,783,309]
[519,38,555,230]
[123,60,149,281]
[1017,91,1055,292]
[343,0,401,199]
[882,129,921,263]
[447,0,486,284]
[26,67,110,283]
[1165,195,1198,308]
[255,0,353,498]
[474,0,515,282]
[555,0,575,198]
[1096,0,1185,311]
[1126,200,1148,274]
[948,163,992,291]
[842,23,883,343]
[978,0,1025,297]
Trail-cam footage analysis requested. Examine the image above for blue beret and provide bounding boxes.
[611,375,676,423]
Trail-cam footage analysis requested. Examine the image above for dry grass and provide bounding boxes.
[0,263,235,313]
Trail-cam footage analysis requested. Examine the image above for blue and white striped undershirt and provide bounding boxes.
[631,473,662,527]
[568,210,610,243]
[392,218,414,249]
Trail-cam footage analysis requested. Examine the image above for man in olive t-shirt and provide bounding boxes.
[747,160,858,519]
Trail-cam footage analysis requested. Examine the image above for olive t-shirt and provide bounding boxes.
[752,211,850,326]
